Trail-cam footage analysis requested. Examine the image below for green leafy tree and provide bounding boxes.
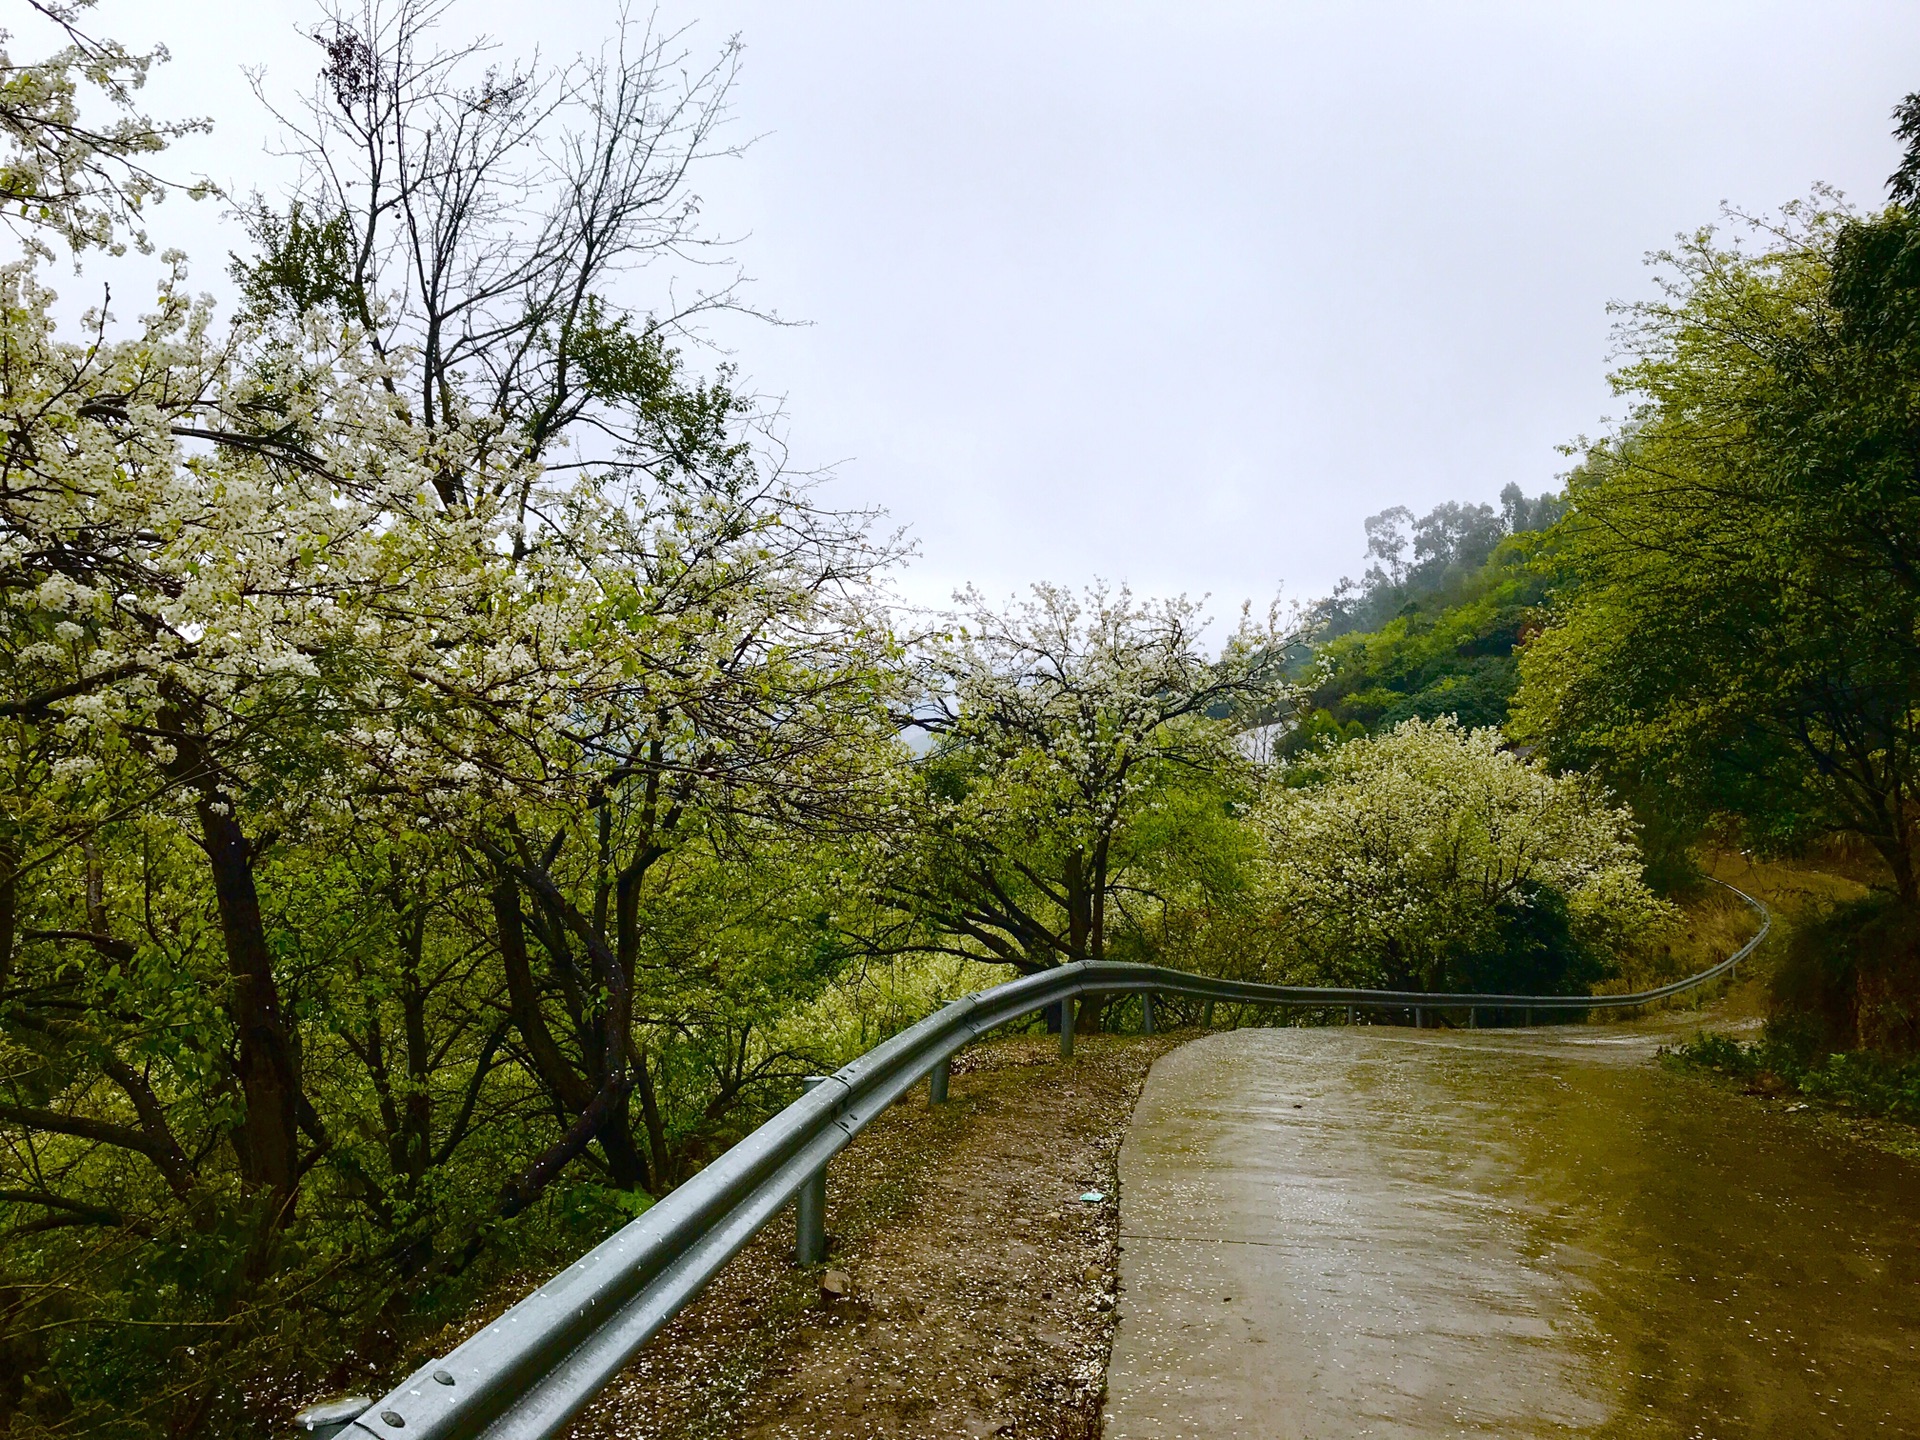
[1513,175,1920,901]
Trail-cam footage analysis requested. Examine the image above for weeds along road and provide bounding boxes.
[1105,1017,1920,1439]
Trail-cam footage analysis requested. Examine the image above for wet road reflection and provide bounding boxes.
[1103,1022,1920,1438]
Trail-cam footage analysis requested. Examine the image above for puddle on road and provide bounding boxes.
[1105,1023,1920,1438]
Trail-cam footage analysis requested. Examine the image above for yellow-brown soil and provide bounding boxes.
[570,1032,1181,1440]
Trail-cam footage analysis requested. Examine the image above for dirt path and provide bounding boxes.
[573,1032,1181,1440]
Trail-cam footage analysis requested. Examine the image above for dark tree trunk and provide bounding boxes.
[1887,842,1916,906]
[492,877,594,1113]
[598,1089,650,1192]
[633,1054,672,1188]
[1064,849,1089,960]
[398,906,433,1193]
[1090,834,1112,962]
[0,843,14,997]
[490,857,654,1204]
[1880,794,1917,905]
[197,800,302,1207]
[499,1078,633,1216]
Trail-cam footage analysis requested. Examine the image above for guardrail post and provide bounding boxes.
[1413,1006,1424,1029]
[1141,992,1155,1035]
[1059,997,1076,1059]
[1468,1007,1478,1029]
[929,1056,950,1104]
[1345,1004,1355,1025]
[1202,998,1214,1028]
[795,1076,829,1266]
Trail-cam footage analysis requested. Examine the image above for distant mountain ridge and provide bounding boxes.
[1284,484,1569,756]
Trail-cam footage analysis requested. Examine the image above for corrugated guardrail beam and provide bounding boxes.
[299,883,1768,1440]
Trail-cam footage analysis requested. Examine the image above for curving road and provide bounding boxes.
[1104,1020,1920,1438]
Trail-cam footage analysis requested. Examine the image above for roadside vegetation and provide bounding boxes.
[1289,95,1920,1124]
[1504,120,1920,1121]
[3,2,1919,1434]
[1672,1030,1920,1124]
[1662,851,1920,1128]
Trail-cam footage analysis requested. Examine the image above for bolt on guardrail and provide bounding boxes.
[294,882,1767,1440]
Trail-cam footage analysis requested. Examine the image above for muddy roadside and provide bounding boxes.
[569,1031,1184,1440]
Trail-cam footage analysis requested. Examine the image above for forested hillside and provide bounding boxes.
[1287,484,1567,751]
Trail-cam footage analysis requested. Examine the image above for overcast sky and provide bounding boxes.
[50,0,1920,614]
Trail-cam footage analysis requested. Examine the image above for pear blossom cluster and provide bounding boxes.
[1256,717,1675,991]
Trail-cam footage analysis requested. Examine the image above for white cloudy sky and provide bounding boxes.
[35,0,1920,613]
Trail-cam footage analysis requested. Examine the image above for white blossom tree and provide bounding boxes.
[892,584,1297,992]
[1257,717,1673,992]
[0,0,210,257]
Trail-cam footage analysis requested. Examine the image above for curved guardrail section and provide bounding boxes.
[302,882,1768,1440]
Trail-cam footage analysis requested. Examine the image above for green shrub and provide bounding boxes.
[1667,1029,1920,1122]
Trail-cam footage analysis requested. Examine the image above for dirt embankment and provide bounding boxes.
[572,1032,1182,1440]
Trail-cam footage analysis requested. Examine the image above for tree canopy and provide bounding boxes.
[0,0,208,256]
[1512,193,1920,900]
[887,584,1295,978]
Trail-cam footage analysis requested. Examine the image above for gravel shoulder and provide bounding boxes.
[572,1031,1184,1440]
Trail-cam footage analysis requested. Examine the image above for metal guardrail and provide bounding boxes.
[298,882,1768,1440]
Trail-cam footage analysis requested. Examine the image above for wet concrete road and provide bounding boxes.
[1103,1023,1920,1438]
